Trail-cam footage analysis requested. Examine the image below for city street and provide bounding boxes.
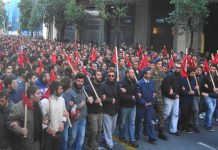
[107,120,218,150]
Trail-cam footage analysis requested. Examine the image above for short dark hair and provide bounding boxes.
[92,69,102,76]
[18,67,26,76]
[4,77,15,88]
[24,72,34,82]
[26,85,39,98]
[49,81,62,94]
[0,91,9,100]
[75,73,85,80]
[60,76,71,91]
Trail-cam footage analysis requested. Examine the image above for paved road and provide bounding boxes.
[104,120,218,150]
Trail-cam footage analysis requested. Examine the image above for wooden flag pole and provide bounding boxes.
[24,82,28,137]
[194,75,200,95]
[209,71,216,89]
[115,47,119,81]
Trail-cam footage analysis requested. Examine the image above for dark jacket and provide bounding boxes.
[119,77,137,108]
[161,72,182,99]
[101,80,119,116]
[85,80,103,114]
[201,73,218,98]
[136,78,155,107]
[180,77,197,103]
[0,103,14,148]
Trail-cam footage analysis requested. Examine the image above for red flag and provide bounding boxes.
[203,58,209,72]
[112,48,117,64]
[38,60,44,74]
[17,51,24,66]
[138,55,148,71]
[41,88,51,99]
[75,51,80,59]
[82,67,88,76]
[163,46,167,56]
[0,81,3,91]
[48,70,57,85]
[181,55,188,77]
[211,53,218,65]
[22,94,33,109]
[52,54,57,64]
[23,51,29,64]
[187,57,196,69]
[168,57,174,69]
[125,56,132,68]
[90,48,97,61]
[137,45,142,57]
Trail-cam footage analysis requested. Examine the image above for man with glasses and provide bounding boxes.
[101,70,119,150]
[161,63,182,136]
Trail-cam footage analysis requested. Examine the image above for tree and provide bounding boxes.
[64,0,87,41]
[0,0,6,31]
[91,0,128,47]
[18,0,33,32]
[167,0,209,50]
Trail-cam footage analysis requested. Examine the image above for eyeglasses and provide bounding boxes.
[175,67,181,69]
[108,75,115,77]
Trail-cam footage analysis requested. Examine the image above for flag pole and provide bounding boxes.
[115,47,119,81]
[194,74,200,95]
[185,48,192,91]
[24,83,28,137]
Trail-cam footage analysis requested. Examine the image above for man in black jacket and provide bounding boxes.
[101,70,119,150]
[201,64,218,132]
[161,63,182,136]
[85,70,104,150]
[118,68,138,148]
[0,91,13,150]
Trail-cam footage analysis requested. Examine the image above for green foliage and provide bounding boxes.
[167,0,209,26]
[64,0,86,24]
[18,0,33,30]
[91,0,128,29]
[0,0,6,29]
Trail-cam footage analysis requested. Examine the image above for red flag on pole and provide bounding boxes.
[125,56,132,68]
[163,46,167,56]
[90,48,97,61]
[82,66,88,76]
[38,60,44,74]
[168,57,174,69]
[52,54,57,64]
[48,70,57,85]
[17,51,24,66]
[137,45,142,57]
[138,55,148,71]
[112,48,117,64]
[181,55,188,77]
[203,58,209,72]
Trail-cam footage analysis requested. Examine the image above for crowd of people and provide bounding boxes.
[0,36,218,150]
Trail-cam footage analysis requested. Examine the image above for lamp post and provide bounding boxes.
[0,15,6,33]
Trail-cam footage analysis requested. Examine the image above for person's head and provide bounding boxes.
[50,64,58,73]
[154,58,162,71]
[0,91,9,109]
[119,58,125,68]
[107,70,116,82]
[101,63,107,71]
[92,70,102,84]
[174,63,181,74]
[4,77,17,91]
[49,81,63,97]
[187,67,195,78]
[17,67,25,78]
[74,73,85,89]
[90,62,98,71]
[25,72,37,85]
[5,68,12,77]
[195,66,203,76]
[26,85,41,103]
[39,72,50,85]
[126,68,135,81]
[32,64,40,76]
[97,56,103,64]
[142,68,152,79]
[60,76,71,92]
[210,64,217,75]
[132,61,139,69]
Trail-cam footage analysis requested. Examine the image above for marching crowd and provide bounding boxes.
[0,36,218,150]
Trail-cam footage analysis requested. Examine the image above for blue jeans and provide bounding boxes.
[163,97,179,133]
[68,118,86,150]
[204,96,216,127]
[119,107,136,142]
[61,121,71,150]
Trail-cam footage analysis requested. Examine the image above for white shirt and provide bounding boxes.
[40,94,66,132]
